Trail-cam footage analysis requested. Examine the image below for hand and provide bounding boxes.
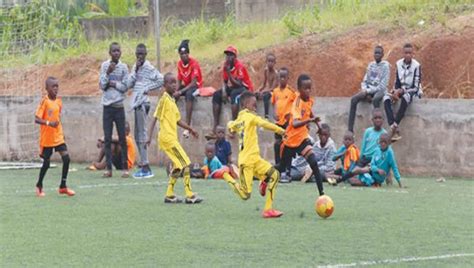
[377,169,386,176]
[366,94,373,103]
[312,117,321,124]
[49,121,59,128]
[135,60,144,72]
[108,81,117,88]
[274,115,280,122]
[173,91,181,98]
[107,62,116,74]
[224,63,231,74]
[145,139,151,148]
[189,128,199,138]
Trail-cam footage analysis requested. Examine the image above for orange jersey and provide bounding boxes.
[35,96,65,148]
[343,144,360,171]
[126,135,136,170]
[284,95,314,148]
[271,86,297,125]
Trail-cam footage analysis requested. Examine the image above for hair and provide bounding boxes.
[205,142,215,150]
[216,125,226,132]
[163,72,175,83]
[109,42,120,51]
[374,44,384,52]
[266,52,276,59]
[136,43,147,50]
[297,74,311,89]
[45,76,57,87]
[279,66,289,75]
[344,130,354,139]
[239,91,256,106]
[380,133,390,141]
[320,123,330,132]
[403,43,413,49]
[372,108,384,117]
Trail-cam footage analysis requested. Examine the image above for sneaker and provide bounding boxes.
[259,180,267,196]
[102,170,112,178]
[58,187,75,196]
[280,173,291,183]
[142,169,154,179]
[185,194,203,204]
[121,171,129,178]
[133,169,145,179]
[182,129,190,139]
[391,132,402,142]
[327,177,338,186]
[36,187,45,197]
[164,195,183,204]
[262,209,284,218]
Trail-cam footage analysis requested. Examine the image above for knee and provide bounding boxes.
[185,90,195,102]
[263,93,271,102]
[61,154,70,164]
[350,95,360,105]
[305,153,318,167]
[171,168,182,177]
[42,158,51,168]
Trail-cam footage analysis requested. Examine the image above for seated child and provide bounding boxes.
[88,122,136,171]
[257,53,278,119]
[358,108,387,166]
[202,142,236,179]
[328,131,360,185]
[353,133,402,187]
[214,125,232,166]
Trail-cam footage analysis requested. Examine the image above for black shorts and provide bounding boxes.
[282,138,313,159]
[212,86,247,105]
[179,85,198,102]
[274,122,288,140]
[40,143,67,159]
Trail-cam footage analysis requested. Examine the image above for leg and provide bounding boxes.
[273,132,283,165]
[134,105,151,173]
[115,107,128,176]
[304,152,325,196]
[211,90,223,133]
[372,90,385,108]
[348,91,366,132]
[36,147,53,189]
[58,149,70,188]
[262,166,280,211]
[230,87,246,120]
[395,96,410,125]
[383,95,396,126]
[219,167,248,199]
[238,165,254,200]
[165,168,180,199]
[103,106,114,172]
[277,146,296,181]
[263,92,272,118]
[184,86,197,126]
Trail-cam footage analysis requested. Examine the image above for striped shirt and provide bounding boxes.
[361,60,390,94]
[291,138,337,174]
[99,60,129,107]
[395,58,422,96]
[128,60,164,109]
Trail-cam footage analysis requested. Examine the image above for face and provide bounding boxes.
[372,112,384,128]
[374,47,384,62]
[225,52,236,65]
[343,134,354,148]
[46,79,59,98]
[266,55,276,69]
[216,127,226,140]
[135,47,147,63]
[298,79,312,101]
[403,47,413,63]
[379,136,390,150]
[279,70,289,87]
[109,44,121,62]
[205,146,215,159]
[164,76,177,94]
[318,128,330,145]
[243,96,257,112]
[179,51,189,64]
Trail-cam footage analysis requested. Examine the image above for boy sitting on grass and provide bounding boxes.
[328,131,360,185]
[202,142,236,180]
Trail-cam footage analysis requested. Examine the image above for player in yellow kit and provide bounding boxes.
[147,73,203,204]
[226,92,285,218]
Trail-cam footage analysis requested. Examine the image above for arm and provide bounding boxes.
[255,116,285,135]
[325,147,337,172]
[34,116,59,128]
[127,67,137,89]
[177,120,198,138]
[177,77,198,95]
[292,117,317,129]
[99,62,110,91]
[115,65,129,93]
[360,130,368,155]
[406,65,421,94]
[332,146,346,161]
[360,66,370,92]
[145,69,164,93]
[373,63,390,94]
[258,69,268,92]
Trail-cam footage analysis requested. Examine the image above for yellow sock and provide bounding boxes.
[166,174,178,197]
[264,169,280,211]
[222,172,248,200]
[183,167,194,198]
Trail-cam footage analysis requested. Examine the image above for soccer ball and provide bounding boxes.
[315,195,334,218]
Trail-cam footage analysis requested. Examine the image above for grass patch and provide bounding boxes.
[1,165,473,266]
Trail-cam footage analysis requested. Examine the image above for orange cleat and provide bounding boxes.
[262,209,284,218]
[36,187,45,197]
[58,187,75,196]
[259,180,267,196]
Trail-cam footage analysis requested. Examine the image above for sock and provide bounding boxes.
[306,153,325,196]
[264,168,280,211]
[222,172,248,199]
[59,154,70,188]
[36,158,50,188]
[166,170,179,197]
[183,167,194,198]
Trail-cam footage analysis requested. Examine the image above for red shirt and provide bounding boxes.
[222,59,254,91]
[177,57,203,87]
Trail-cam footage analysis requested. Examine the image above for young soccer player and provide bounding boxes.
[202,142,235,180]
[227,92,285,218]
[99,42,129,178]
[147,73,203,204]
[127,43,164,179]
[257,52,278,119]
[34,77,74,197]
[209,45,254,138]
[271,67,296,165]
[359,108,387,166]
[383,43,422,142]
[214,125,232,166]
[173,40,203,130]
[328,131,360,185]
[277,74,325,196]
[354,133,402,187]
[348,45,389,132]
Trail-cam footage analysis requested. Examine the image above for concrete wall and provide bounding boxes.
[79,16,150,40]
[1,96,473,178]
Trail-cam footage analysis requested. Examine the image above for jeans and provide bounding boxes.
[103,106,128,171]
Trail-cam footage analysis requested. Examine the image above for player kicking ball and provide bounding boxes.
[147,73,203,204]
[34,77,75,197]
[227,92,285,218]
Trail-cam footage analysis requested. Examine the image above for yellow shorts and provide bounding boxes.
[162,142,191,170]
[239,157,274,194]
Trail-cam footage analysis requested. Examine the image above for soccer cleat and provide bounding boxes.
[58,187,75,196]
[164,195,183,204]
[185,194,203,204]
[259,180,267,196]
[327,177,338,186]
[36,187,45,197]
[262,209,284,218]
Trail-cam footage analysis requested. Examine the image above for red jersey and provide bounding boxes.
[177,57,203,87]
[222,59,254,91]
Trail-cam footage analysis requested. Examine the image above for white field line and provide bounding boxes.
[337,185,409,194]
[318,253,474,268]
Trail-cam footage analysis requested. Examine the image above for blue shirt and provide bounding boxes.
[360,127,387,159]
[204,156,223,178]
[370,146,401,183]
[215,139,231,165]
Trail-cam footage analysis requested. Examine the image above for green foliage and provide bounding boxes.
[107,0,130,17]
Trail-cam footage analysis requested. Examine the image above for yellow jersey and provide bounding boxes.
[228,109,285,165]
[153,91,181,149]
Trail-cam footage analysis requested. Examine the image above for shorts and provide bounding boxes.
[359,173,375,186]
[40,143,67,159]
[179,85,198,102]
[281,138,313,159]
[239,157,274,194]
[212,86,247,105]
[162,142,191,170]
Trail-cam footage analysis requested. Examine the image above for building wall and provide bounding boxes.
[1,96,473,178]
